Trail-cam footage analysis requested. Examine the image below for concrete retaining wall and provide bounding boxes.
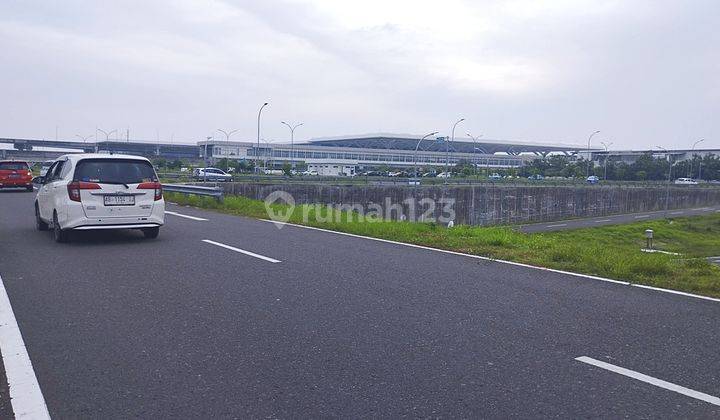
[217,182,720,225]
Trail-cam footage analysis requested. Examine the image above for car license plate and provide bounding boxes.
[104,195,135,206]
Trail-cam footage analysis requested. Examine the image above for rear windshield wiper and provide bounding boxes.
[78,180,133,188]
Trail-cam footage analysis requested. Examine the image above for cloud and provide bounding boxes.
[0,0,717,148]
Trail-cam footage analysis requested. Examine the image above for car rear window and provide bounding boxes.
[0,162,29,170]
[74,159,158,184]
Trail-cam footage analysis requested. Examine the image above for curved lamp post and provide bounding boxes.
[445,118,465,183]
[466,132,483,178]
[413,131,439,180]
[97,128,117,141]
[586,130,600,177]
[256,102,269,176]
[281,121,303,170]
[75,134,92,143]
[600,141,613,180]
[689,138,705,178]
[656,146,673,215]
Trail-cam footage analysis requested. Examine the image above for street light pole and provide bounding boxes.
[217,129,238,169]
[413,131,439,181]
[205,135,212,166]
[586,130,600,177]
[601,141,613,180]
[689,138,705,178]
[656,146,672,216]
[97,129,117,141]
[474,147,489,177]
[75,134,92,143]
[256,102,269,177]
[217,129,238,143]
[466,132,483,179]
[446,118,465,184]
[281,121,303,171]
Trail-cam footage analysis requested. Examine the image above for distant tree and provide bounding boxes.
[217,158,230,171]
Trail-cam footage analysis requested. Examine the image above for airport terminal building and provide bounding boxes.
[0,134,583,175]
[198,134,582,175]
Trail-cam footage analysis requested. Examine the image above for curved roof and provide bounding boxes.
[305,134,584,154]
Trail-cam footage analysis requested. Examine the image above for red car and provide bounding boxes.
[0,160,34,191]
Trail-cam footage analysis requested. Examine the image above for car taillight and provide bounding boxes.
[138,181,162,201]
[67,181,101,202]
[26,171,32,177]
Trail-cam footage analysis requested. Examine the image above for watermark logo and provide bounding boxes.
[264,190,455,228]
[264,190,296,228]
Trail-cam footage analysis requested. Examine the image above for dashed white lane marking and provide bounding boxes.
[0,273,50,419]
[594,219,612,223]
[202,239,281,263]
[670,212,685,215]
[576,356,720,406]
[259,219,720,304]
[166,211,208,221]
[634,215,650,219]
[546,224,567,228]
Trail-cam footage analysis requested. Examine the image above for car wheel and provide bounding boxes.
[35,204,49,231]
[142,227,160,239]
[52,212,69,243]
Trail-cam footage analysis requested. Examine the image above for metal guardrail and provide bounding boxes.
[162,184,224,201]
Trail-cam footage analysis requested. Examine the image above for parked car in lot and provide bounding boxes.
[489,173,502,181]
[193,167,232,182]
[436,172,452,178]
[301,170,319,176]
[0,160,33,191]
[674,177,698,185]
[586,175,600,184]
[527,174,545,180]
[34,154,165,242]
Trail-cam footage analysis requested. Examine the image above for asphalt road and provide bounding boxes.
[519,205,720,233]
[1,190,720,418]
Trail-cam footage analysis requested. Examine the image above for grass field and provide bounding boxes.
[166,192,720,298]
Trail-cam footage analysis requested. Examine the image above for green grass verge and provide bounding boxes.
[166,192,720,298]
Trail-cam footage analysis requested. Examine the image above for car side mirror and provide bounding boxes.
[33,176,45,184]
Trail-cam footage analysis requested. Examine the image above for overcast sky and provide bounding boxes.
[1,0,718,149]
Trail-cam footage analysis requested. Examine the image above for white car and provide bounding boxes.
[436,172,452,178]
[34,154,165,242]
[674,178,698,185]
[193,167,232,181]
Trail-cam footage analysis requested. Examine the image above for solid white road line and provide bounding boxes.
[670,211,685,215]
[202,239,281,263]
[576,356,720,406]
[259,219,720,304]
[165,211,208,221]
[634,215,650,219]
[0,273,50,419]
[594,219,612,223]
[546,224,567,228]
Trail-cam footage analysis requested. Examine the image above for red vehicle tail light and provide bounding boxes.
[67,181,101,202]
[138,181,162,201]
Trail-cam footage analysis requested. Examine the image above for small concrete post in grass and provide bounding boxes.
[645,229,654,250]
